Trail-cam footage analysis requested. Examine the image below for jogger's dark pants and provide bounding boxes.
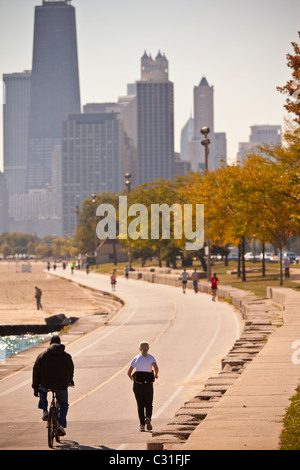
[133,382,153,425]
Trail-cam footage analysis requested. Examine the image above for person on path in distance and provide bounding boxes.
[111,270,117,291]
[35,286,43,310]
[32,335,74,436]
[210,273,219,301]
[191,268,199,293]
[125,265,129,279]
[283,256,290,279]
[127,342,159,432]
[180,268,189,293]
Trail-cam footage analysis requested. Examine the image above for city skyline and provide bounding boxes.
[0,0,299,171]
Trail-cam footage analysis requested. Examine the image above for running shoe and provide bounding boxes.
[145,418,152,431]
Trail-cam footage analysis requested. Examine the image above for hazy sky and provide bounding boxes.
[0,0,299,170]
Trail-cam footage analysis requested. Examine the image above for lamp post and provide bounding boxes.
[201,127,211,281]
[91,193,98,268]
[74,205,80,258]
[201,126,210,171]
[124,173,132,269]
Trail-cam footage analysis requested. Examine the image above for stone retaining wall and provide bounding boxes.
[129,270,284,450]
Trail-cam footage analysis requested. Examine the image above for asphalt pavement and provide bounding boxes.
[0,268,242,451]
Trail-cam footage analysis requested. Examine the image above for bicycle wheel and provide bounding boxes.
[48,407,55,448]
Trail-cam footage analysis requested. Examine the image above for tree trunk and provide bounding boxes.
[280,247,283,286]
[237,243,241,278]
[112,239,117,265]
[241,236,246,281]
[262,242,265,277]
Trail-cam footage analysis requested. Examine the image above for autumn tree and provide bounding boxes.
[246,128,300,284]
[124,179,184,267]
[77,192,119,257]
[277,31,300,124]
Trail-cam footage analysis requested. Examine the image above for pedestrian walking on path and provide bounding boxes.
[191,268,199,293]
[283,256,290,279]
[111,270,117,291]
[35,286,43,310]
[210,273,219,301]
[125,266,129,279]
[32,335,74,437]
[180,268,189,293]
[127,342,159,432]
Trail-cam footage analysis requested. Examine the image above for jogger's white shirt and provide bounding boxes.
[130,354,156,372]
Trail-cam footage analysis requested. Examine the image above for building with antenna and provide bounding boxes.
[27,0,81,193]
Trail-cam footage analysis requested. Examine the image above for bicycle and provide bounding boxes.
[47,390,61,448]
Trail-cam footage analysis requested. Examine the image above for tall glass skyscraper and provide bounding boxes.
[137,52,174,185]
[3,71,31,196]
[27,0,81,190]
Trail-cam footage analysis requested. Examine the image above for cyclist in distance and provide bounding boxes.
[32,335,74,436]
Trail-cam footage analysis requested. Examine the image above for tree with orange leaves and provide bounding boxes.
[277,31,300,124]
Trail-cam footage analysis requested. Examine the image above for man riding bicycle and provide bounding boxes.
[32,335,74,436]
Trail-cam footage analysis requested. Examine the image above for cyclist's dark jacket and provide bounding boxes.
[32,343,74,392]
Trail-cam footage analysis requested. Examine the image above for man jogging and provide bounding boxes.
[32,335,74,436]
[180,268,189,294]
[210,273,219,301]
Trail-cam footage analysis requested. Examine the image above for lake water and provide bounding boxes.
[0,334,52,361]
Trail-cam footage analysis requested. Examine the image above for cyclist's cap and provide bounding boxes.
[50,335,61,344]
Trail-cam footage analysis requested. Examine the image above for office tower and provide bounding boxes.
[237,125,281,163]
[27,0,81,191]
[3,71,31,197]
[215,132,227,167]
[193,76,215,171]
[0,173,8,233]
[136,52,174,185]
[84,95,138,186]
[62,113,123,235]
[249,125,281,144]
[180,117,194,162]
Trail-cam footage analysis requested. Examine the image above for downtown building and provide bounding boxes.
[27,0,81,193]
[2,0,81,236]
[237,125,281,163]
[62,112,124,235]
[136,52,175,185]
[181,77,227,171]
[3,71,31,198]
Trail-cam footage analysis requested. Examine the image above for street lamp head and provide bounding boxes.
[201,138,210,146]
[91,193,96,203]
[125,172,131,179]
[201,127,210,135]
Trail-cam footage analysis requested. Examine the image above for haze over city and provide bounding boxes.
[1,0,300,170]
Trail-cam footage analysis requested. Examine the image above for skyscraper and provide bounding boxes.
[193,76,215,171]
[62,113,123,235]
[136,52,174,185]
[27,0,81,191]
[3,71,31,197]
[237,125,281,163]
